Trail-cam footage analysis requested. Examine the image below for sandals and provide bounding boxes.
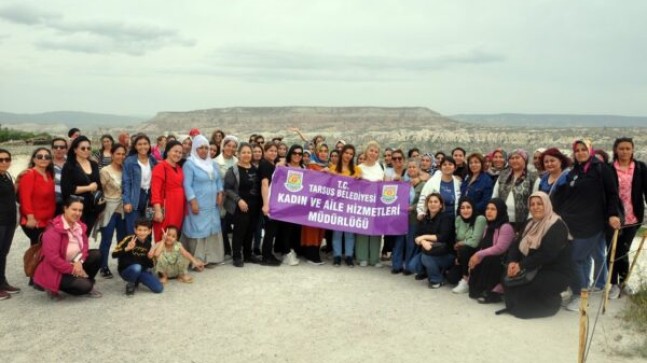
[178,274,194,283]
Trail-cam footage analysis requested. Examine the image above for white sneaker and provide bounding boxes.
[565,296,583,312]
[374,262,383,268]
[452,279,470,294]
[622,285,636,296]
[282,251,300,266]
[560,287,572,301]
[589,286,604,294]
[608,284,621,300]
[359,261,368,267]
[307,260,325,266]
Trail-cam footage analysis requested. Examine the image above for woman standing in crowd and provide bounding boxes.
[224,143,262,267]
[280,145,306,259]
[259,143,286,266]
[417,156,462,220]
[396,158,425,275]
[300,143,330,264]
[19,147,56,246]
[408,193,455,287]
[452,147,468,179]
[118,132,131,151]
[215,135,238,258]
[61,136,101,236]
[250,144,265,255]
[98,144,127,279]
[419,152,436,178]
[93,134,114,169]
[0,149,19,299]
[277,142,288,159]
[434,152,446,167]
[123,134,157,234]
[468,198,514,303]
[451,197,486,294]
[486,148,507,182]
[383,149,407,260]
[329,144,361,267]
[356,141,386,267]
[210,129,225,156]
[492,149,538,232]
[329,149,340,168]
[51,138,67,214]
[34,196,102,298]
[151,141,186,242]
[182,135,225,268]
[504,192,571,319]
[607,137,647,299]
[151,135,166,161]
[538,148,571,196]
[553,139,620,311]
[460,153,494,215]
[532,148,546,175]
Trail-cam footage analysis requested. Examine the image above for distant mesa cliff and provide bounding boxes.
[138,107,457,135]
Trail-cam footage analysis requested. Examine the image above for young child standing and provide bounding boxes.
[112,219,163,296]
[151,226,204,284]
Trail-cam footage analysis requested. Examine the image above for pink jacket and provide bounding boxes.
[33,215,89,293]
[475,223,515,259]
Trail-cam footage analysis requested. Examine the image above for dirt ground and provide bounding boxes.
[2,156,646,363]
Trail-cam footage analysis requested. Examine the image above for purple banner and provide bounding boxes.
[269,167,409,235]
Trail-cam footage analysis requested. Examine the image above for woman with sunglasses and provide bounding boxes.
[18,148,56,247]
[0,149,19,299]
[50,138,68,214]
[61,136,101,236]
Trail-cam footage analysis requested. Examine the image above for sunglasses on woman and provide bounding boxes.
[35,154,52,160]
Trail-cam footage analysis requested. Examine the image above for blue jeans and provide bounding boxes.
[332,231,355,258]
[119,264,164,293]
[404,224,417,271]
[100,213,127,269]
[125,189,150,235]
[390,234,407,270]
[570,232,607,295]
[421,253,455,284]
[408,251,423,274]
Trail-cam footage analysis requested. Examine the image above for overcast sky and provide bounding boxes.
[0,1,645,116]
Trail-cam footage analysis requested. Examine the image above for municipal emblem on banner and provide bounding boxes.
[285,170,304,192]
[380,185,398,204]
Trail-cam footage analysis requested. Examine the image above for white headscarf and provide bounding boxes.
[190,135,215,178]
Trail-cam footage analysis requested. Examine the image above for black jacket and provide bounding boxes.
[416,213,456,255]
[552,157,620,238]
[508,219,571,275]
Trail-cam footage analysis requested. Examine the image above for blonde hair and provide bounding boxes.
[364,140,380,155]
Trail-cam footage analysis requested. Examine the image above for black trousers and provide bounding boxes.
[21,225,44,246]
[232,204,260,260]
[456,245,477,277]
[504,270,569,319]
[285,222,302,256]
[469,255,504,298]
[607,225,640,285]
[0,223,16,285]
[59,249,101,295]
[382,235,395,254]
[221,213,234,256]
[262,216,287,258]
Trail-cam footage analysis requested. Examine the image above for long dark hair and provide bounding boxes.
[28,147,55,176]
[129,134,152,156]
[100,134,114,152]
[335,144,356,175]
[286,144,304,168]
[612,137,634,162]
[67,135,91,163]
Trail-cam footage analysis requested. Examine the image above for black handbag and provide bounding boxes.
[503,268,538,287]
[423,242,448,256]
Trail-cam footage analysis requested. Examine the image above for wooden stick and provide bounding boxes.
[621,231,646,293]
[603,229,619,314]
[578,289,589,363]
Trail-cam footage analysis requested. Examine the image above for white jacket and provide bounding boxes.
[416,172,462,217]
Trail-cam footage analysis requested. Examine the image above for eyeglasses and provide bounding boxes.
[257,140,265,144]
[52,145,67,150]
[392,157,403,161]
[293,152,303,156]
[0,157,11,163]
[35,154,52,160]
[79,146,91,151]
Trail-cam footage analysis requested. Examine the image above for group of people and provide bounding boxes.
[0,126,645,319]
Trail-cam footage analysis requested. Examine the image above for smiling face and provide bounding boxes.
[427,195,443,215]
[196,144,209,160]
[63,201,84,224]
[238,145,252,164]
[111,146,126,166]
[164,228,178,245]
[317,147,329,162]
[492,151,505,169]
[329,151,339,165]
[135,137,150,156]
[459,201,473,219]
[101,137,113,151]
[407,160,420,178]
[33,149,52,169]
[468,156,482,175]
[391,151,404,168]
[508,154,525,172]
[543,155,562,174]
[289,148,303,165]
[366,146,379,163]
[223,141,237,158]
[167,144,183,164]
[452,149,465,166]
[252,146,263,162]
[264,145,278,162]
[420,155,432,171]
[0,151,11,173]
[341,148,354,164]
[440,160,456,176]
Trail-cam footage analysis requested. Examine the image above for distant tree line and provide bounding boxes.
[0,125,51,143]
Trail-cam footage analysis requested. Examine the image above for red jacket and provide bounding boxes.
[19,168,56,227]
[33,215,89,293]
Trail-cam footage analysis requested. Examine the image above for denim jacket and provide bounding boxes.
[122,154,158,210]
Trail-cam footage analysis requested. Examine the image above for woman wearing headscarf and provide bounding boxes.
[503,191,571,319]
[467,198,515,303]
[553,138,620,311]
[182,135,225,267]
[215,135,238,258]
[607,137,647,299]
[451,197,487,294]
[486,148,507,182]
[460,153,494,215]
[300,143,330,264]
[492,149,539,232]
